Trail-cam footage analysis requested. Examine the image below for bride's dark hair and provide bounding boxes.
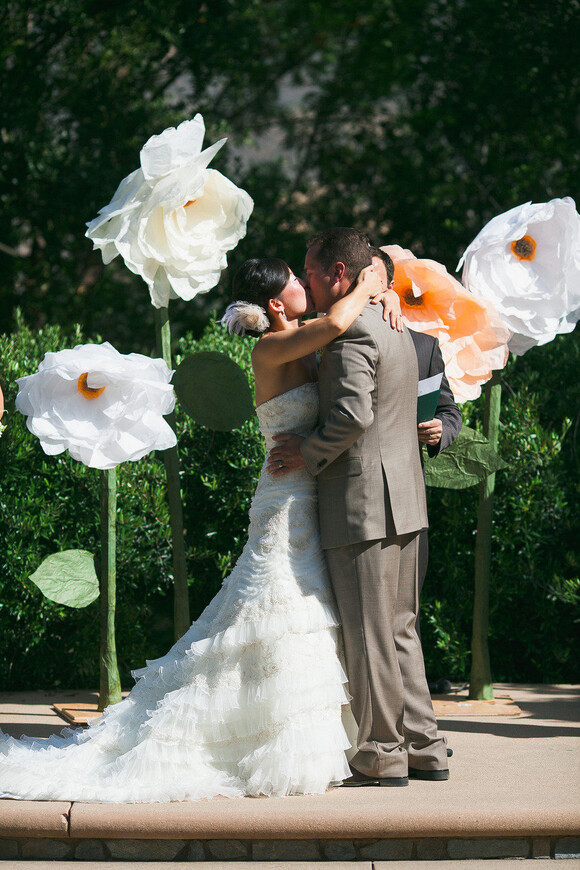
[223,258,291,337]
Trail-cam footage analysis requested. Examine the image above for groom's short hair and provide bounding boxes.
[308,228,372,280]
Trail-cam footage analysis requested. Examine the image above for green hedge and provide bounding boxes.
[0,314,262,690]
[0,314,578,689]
[421,332,579,683]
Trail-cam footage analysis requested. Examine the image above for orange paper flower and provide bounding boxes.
[382,245,510,402]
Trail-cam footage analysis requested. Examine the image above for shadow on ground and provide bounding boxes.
[439,719,580,739]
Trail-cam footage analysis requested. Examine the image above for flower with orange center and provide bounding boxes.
[86,115,254,308]
[510,234,536,261]
[77,372,106,399]
[382,245,510,402]
[16,343,176,469]
[458,197,580,355]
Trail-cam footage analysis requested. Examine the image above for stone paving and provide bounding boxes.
[0,684,579,862]
[1,863,580,870]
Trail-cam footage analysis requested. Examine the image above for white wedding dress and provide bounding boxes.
[0,382,354,802]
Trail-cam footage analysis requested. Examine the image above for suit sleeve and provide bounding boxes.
[427,339,462,458]
[300,325,378,476]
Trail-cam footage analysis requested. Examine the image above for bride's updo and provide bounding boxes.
[221,258,290,337]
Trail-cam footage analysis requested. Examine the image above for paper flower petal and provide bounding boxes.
[15,343,176,469]
[86,115,254,308]
[382,245,510,402]
[458,197,580,355]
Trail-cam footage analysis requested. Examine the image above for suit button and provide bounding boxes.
[318,458,327,467]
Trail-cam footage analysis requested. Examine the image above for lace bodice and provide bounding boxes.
[256,382,319,450]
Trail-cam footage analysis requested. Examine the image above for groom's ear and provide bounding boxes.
[333,261,347,282]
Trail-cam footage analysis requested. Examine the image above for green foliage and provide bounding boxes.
[2,0,577,349]
[0,313,262,689]
[29,550,99,608]
[421,331,580,683]
[424,599,471,678]
[0,315,173,689]
[174,320,264,614]
[173,351,255,431]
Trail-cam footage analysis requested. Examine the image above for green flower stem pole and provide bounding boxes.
[469,371,502,700]
[98,468,122,711]
[155,306,191,639]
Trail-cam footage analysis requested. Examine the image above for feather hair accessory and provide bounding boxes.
[220,301,270,336]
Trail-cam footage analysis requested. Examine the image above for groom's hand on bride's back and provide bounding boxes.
[268,433,306,476]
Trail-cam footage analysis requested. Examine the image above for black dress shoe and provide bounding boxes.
[378,775,409,787]
[341,766,408,787]
[408,767,449,781]
[341,768,380,787]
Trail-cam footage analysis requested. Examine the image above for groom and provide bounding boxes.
[268,227,449,786]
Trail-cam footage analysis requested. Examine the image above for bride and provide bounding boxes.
[0,258,398,803]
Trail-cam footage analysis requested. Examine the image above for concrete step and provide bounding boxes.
[1,684,578,863]
[1,861,580,869]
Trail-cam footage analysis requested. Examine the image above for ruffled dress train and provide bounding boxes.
[0,383,353,802]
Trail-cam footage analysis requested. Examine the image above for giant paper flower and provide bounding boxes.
[86,115,254,308]
[16,343,176,469]
[457,197,580,355]
[382,245,510,402]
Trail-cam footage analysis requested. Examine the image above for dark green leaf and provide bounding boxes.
[424,426,508,489]
[173,351,254,431]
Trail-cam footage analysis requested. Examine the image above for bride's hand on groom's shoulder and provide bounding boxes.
[268,433,306,477]
[370,286,404,332]
[356,264,383,295]
[357,265,404,332]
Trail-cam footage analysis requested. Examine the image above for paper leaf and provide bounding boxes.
[173,351,254,431]
[424,426,508,489]
[29,550,99,608]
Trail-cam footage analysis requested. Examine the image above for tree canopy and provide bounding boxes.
[1,0,578,347]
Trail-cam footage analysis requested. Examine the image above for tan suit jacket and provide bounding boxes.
[301,302,428,549]
[301,302,447,776]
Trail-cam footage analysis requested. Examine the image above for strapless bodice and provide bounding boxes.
[256,382,318,450]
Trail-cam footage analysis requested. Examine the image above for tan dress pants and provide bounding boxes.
[325,532,448,778]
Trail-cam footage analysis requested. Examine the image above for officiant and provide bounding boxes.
[371,247,462,623]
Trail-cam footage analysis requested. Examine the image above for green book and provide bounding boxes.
[417,372,443,424]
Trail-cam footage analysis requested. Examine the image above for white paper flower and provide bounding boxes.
[86,115,254,309]
[458,197,580,355]
[16,343,176,469]
[383,245,510,402]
